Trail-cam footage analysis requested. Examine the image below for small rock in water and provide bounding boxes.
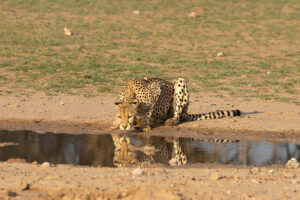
[132,168,144,176]
[286,158,300,169]
[41,162,51,167]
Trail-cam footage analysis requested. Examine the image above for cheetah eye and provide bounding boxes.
[115,102,122,105]
[130,102,137,105]
[128,115,133,119]
[117,116,121,119]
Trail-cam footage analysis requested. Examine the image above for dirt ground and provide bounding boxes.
[0,93,299,200]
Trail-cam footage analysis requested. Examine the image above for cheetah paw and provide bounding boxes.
[110,125,119,130]
[142,125,151,132]
[165,118,175,126]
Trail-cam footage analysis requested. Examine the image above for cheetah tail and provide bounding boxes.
[186,109,241,121]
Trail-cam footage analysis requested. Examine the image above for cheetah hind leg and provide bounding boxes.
[165,78,189,126]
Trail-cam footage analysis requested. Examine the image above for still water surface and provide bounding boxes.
[0,130,299,167]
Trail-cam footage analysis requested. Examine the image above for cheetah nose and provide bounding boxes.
[120,125,127,130]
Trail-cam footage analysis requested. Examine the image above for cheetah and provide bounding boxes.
[111,77,241,131]
[112,133,239,167]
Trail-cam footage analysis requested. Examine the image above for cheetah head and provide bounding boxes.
[114,99,138,130]
[113,136,138,167]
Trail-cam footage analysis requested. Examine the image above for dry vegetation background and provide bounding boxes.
[0,0,299,104]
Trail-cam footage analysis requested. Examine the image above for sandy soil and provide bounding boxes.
[0,92,299,140]
[0,161,299,200]
[0,93,299,200]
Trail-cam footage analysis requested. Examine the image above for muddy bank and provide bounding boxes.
[0,92,299,142]
[0,119,299,144]
[0,161,299,200]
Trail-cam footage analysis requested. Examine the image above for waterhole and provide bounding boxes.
[0,130,299,167]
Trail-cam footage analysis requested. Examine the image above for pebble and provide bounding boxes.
[62,195,75,200]
[41,162,51,167]
[283,173,296,178]
[7,191,17,197]
[286,158,299,169]
[64,27,73,36]
[217,52,224,57]
[32,161,38,165]
[115,191,127,199]
[18,182,31,190]
[132,168,144,176]
[251,179,260,184]
[210,172,220,181]
[133,10,140,15]
[188,11,198,18]
[250,167,259,173]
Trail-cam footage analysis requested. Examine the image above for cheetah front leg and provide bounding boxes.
[165,78,189,126]
[169,138,187,166]
[111,116,121,130]
[140,103,156,131]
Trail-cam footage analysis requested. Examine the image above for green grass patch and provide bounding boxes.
[0,0,299,104]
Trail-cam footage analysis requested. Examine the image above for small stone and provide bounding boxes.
[8,104,18,108]
[188,7,203,18]
[133,10,140,15]
[18,182,31,190]
[251,179,260,184]
[188,11,198,18]
[62,194,75,200]
[283,172,296,178]
[64,27,73,36]
[217,52,224,57]
[210,172,220,181]
[115,191,127,199]
[32,161,38,165]
[7,191,17,197]
[250,167,259,173]
[292,179,300,184]
[132,168,144,176]
[41,162,51,167]
[268,170,274,174]
[286,158,300,169]
[226,190,231,194]
[60,101,65,105]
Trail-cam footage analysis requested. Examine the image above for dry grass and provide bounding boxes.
[0,0,299,104]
